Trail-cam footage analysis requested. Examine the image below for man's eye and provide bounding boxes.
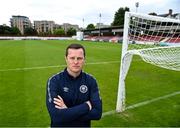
[77,57,83,60]
[68,57,84,61]
[70,57,75,60]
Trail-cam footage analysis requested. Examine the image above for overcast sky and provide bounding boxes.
[0,0,179,27]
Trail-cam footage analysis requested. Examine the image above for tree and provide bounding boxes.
[67,27,76,36]
[111,7,130,26]
[0,26,3,34]
[24,27,37,36]
[11,27,21,35]
[54,28,65,36]
[86,24,95,30]
[0,25,11,35]
[0,25,21,35]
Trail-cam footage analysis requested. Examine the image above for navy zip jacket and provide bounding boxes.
[46,68,102,127]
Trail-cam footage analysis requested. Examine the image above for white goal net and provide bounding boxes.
[116,12,180,112]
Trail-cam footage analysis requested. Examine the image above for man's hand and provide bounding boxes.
[86,101,92,111]
[53,95,67,109]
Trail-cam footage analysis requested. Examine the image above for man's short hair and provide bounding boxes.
[66,43,86,57]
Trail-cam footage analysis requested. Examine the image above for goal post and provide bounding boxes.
[116,12,180,112]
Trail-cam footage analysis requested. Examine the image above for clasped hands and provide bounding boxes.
[53,95,67,109]
[53,95,92,110]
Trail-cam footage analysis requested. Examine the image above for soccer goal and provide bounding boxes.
[116,12,180,112]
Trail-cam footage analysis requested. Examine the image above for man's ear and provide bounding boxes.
[83,57,86,64]
[65,56,67,62]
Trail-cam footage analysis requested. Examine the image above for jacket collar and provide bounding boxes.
[64,68,82,80]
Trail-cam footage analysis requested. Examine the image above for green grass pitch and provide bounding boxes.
[0,40,179,127]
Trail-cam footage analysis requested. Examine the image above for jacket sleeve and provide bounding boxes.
[78,78,102,121]
[46,76,90,124]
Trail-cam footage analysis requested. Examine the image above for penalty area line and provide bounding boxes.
[102,91,180,117]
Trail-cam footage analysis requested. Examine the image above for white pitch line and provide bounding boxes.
[125,91,180,110]
[0,65,65,72]
[102,91,180,117]
[0,61,119,72]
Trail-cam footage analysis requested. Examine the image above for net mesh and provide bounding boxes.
[127,13,180,71]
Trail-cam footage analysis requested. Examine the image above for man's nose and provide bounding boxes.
[74,58,78,63]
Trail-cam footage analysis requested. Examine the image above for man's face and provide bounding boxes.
[65,48,85,74]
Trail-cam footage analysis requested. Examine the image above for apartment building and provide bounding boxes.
[10,15,79,35]
[61,23,79,34]
[10,15,32,34]
[34,20,55,34]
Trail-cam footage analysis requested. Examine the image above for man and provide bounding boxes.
[46,43,102,127]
